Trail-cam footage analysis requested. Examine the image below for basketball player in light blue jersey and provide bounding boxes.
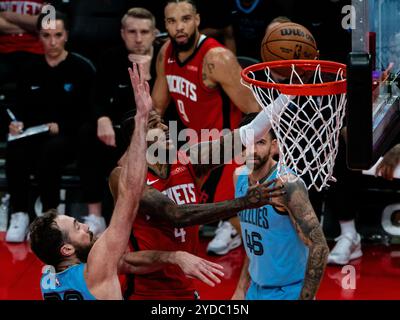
[232,112,329,300]
[27,63,153,300]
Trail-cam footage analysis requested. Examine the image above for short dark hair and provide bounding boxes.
[36,10,69,32]
[29,209,68,266]
[165,0,197,12]
[240,112,276,140]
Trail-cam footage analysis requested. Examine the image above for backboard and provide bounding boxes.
[347,0,400,169]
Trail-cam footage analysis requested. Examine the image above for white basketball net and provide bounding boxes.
[243,63,346,191]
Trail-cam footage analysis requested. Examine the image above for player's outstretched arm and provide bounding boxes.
[140,178,284,227]
[189,97,292,178]
[151,42,171,117]
[86,63,151,296]
[109,169,284,227]
[119,251,224,287]
[275,177,329,300]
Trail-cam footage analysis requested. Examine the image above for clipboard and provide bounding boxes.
[7,124,50,142]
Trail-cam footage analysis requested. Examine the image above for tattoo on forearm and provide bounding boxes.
[282,179,329,300]
[207,62,215,74]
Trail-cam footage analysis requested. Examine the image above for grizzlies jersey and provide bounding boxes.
[235,167,308,287]
[41,263,96,300]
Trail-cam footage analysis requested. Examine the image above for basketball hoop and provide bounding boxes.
[241,59,347,191]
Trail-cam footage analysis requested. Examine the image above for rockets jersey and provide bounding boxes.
[0,0,44,54]
[235,166,308,288]
[164,35,242,135]
[128,154,201,299]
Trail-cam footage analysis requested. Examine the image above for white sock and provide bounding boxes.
[339,220,357,237]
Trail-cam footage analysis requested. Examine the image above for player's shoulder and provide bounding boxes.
[204,44,236,66]
[233,165,248,186]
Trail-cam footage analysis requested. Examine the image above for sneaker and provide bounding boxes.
[5,212,29,243]
[207,221,241,255]
[327,233,363,265]
[83,214,106,236]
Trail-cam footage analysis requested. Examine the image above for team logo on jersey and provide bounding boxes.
[167,58,175,64]
[162,183,197,205]
[166,75,197,102]
[147,178,160,186]
[187,65,198,72]
[171,166,187,176]
[64,83,73,92]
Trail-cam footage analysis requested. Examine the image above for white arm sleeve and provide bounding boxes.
[239,94,293,146]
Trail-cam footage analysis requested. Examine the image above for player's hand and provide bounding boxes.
[376,144,400,180]
[128,54,152,80]
[9,121,24,135]
[173,251,224,287]
[97,116,116,147]
[128,63,152,118]
[245,179,285,208]
[47,122,59,135]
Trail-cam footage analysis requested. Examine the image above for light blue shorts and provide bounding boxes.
[245,280,303,300]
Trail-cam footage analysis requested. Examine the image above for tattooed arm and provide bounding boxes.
[141,179,283,227]
[110,167,284,227]
[275,176,329,300]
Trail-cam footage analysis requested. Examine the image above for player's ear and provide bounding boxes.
[60,243,75,258]
[195,13,200,28]
[271,138,279,155]
[315,50,320,60]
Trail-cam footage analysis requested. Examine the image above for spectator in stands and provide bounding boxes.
[5,11,95,243]
[326,134,400,265]
[77,7,159,235]
[0,0,44,85]
[197,0,236,53]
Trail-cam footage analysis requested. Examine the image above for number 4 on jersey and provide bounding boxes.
[174,228,186,242]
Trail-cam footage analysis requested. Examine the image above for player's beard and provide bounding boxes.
[247,152,269,171]
[74,232,96,263]
[170,30,197,53]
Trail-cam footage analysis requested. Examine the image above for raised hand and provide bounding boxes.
[128,63,152,118]
[174,251,224,287]
[245,179,285,208]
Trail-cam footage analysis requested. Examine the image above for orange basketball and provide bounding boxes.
[261,22,318,62]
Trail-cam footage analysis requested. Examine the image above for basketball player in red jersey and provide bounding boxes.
[110,65,286,300]
[152,0,263,255]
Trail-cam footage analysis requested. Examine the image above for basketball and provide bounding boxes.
[261,22,318,62]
